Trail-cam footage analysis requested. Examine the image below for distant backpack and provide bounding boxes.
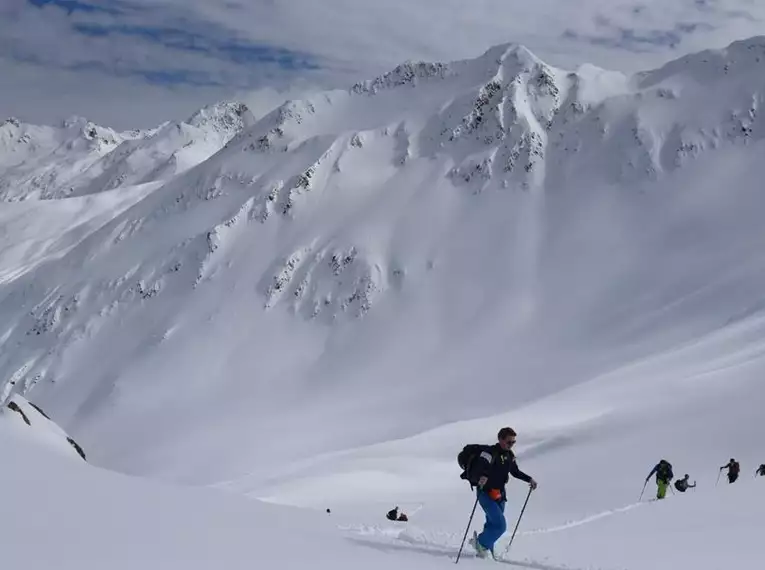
[674,480,686,492]
[656,461,673,481]
[729,461,740,476]
[458,444,492,486]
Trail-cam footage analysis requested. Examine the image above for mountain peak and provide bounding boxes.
[185,101,257,133]
[481,42,545,68]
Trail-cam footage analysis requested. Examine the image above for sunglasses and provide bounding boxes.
[503,439,517,445]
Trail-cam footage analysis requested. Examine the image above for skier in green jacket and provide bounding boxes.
[646,460,674,499]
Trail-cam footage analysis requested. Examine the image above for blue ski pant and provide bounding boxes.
[477,490,506,552]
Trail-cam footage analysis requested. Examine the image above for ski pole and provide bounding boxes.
[639,479,648,502]
[716,469,722,487]
[502,486,533,558]
[455,493,480,564]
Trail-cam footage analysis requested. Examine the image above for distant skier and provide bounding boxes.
[674,474,696,493]
[756,464,765,478]
[646,459,674,500]
[720,458,740,484]
[462,427,537,559]
[386,507,408,522]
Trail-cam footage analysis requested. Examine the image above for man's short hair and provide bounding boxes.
[497,427,517,440]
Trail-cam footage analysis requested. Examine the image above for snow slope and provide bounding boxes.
[0,406,449,570]
[1,387,762,570]
[344,480,764,570]
[1,35,765,570]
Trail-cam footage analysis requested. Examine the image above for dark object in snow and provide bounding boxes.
[386,507,408,522]
[6,401,31,426]
[28,401,52,420]
[67,437,87,461]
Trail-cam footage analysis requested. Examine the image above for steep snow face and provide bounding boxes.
[0,102,254,200]
[0,182,160,284]
[1,37,765,494]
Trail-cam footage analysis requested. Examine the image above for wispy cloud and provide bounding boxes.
[28,0,124,16]
[3,0,323,87]
[1,0,764,128]
[565,20,717,51]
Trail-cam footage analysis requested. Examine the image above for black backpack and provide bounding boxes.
[657,461,673,481]
[674,479,686,492]
[458,444,491,486]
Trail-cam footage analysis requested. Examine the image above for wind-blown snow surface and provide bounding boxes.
[0,408,446,570]
[1,36,765,569]
[0,403,765,570]
[1,390,762,570]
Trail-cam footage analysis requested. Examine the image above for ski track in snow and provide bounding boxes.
[346,534,577,570]
[518,502,644,536]
[342,502,647,570]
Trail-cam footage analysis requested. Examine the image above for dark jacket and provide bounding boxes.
[472,444,531,498]
[722,461,740,476]
[647,461,673,483]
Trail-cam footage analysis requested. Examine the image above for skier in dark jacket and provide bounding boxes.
[386,507,408,522]
[646,459,673,499]
[467,427,537,559]
[674,474,696,492]
[756,464,765,478]
[721,459,740,484]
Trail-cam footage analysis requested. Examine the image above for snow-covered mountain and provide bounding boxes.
[0,101,254,200]
[1,36,764,570]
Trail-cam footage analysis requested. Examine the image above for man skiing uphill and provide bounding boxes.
[674,474,696,492]
[466,427,537,559]
[645,459,673,500]
[721,458,740,484]
[756,464,765,478]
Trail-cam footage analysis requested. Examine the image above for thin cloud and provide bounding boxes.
[566,19,717,52]
[1,0,764,127]
[28,0,124,15]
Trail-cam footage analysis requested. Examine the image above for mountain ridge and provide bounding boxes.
[0,36,764,487]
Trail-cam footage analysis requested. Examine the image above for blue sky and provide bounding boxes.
[1,0,763,128]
